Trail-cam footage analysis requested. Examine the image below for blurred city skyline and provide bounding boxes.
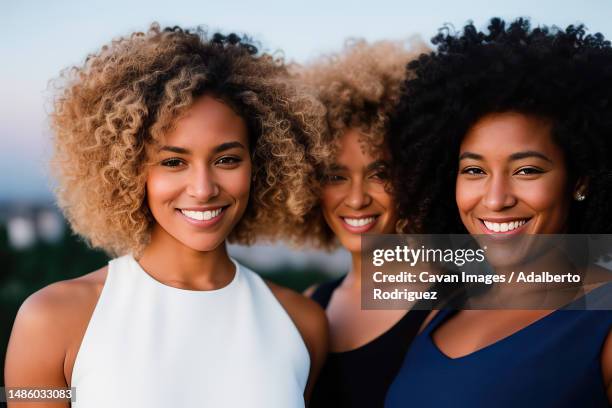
[2,0,612,201]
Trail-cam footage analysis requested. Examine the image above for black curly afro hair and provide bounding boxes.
[389,17,612,234]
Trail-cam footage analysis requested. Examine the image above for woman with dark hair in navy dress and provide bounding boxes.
[385,18,612,407]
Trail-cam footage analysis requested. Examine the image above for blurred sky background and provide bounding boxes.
[2,0,612,202]
[2,0,612,270]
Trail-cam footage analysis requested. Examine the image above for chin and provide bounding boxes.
[171,231,228,253]
[338,237,361,253]
[185,239,226,253]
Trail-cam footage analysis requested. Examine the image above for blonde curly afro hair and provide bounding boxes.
[51,24,326,256]
[294,38,428,248]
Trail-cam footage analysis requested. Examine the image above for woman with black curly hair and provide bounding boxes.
[4,25,327,407]
[294,39,429,408]
[385,18,612,407]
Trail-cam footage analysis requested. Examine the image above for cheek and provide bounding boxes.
[455,178,481,215]
[372,186,393,206]
[519,176,569,215]
[146,170,183,207]
[222,164,252,202]
[373,189,398,227]
[320,186,342,216]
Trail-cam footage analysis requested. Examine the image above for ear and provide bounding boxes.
[395,218,409,233]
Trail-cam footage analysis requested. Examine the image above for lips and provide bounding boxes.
[343,216,376,227]
[340,215,379,233]
[479,218,531,234]
[181,208,224,221]
[177,206,228,227]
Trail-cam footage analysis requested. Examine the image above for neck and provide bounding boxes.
[343,251,363,288]
[482,247,584,307]
[137,225,235,290]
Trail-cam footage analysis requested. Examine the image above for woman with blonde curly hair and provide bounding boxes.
[296,39,429,407]
[5,25,327,407]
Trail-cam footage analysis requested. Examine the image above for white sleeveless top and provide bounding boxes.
[71,255,310,407]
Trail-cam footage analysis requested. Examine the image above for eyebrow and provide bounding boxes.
[159,141,247,155]
[327,164,347,172]
[159,145,189,154]
[213,141,247,154]
[509,151,553,163]
[459,150,553,163]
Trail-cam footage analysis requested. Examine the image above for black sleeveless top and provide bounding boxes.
[309,276,429,408]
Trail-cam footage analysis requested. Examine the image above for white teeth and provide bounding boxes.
[483,219,527,232]
[181,208,223,221]
[344,217,376,227]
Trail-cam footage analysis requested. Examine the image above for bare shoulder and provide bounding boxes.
[266,281,328,342]
[265,280,328,357]
[19,267,107,323]
[5,266,108,388]
[265,280,328,400]
[302,284,319,297]
[603,328,612,403]
[14,266,106,331]
[584,264,612,286]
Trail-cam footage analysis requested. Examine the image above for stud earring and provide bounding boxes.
[574,192,586,201]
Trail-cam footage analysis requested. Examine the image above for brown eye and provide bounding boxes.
[461,167,485,175]
[515,167,544,175]
[161,158,184,167]
[370,170,389,181]
[215,156,242,166]
[323,174,346,184]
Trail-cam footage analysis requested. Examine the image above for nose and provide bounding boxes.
[482,174,517,211]
[344,179,372,209]
[186,165,219,201]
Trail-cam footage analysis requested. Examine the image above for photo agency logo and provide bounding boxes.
[361,234,612,310]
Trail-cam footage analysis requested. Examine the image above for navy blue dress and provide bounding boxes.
[385,283,612,407]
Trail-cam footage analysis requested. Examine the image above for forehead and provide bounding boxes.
[160,95,248,147]
[460,112,559,157]
[334,128,385,166]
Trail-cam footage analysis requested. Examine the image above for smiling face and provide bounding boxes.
[321,128,398,253]
[456,112,574,236]
[146,95,251,253]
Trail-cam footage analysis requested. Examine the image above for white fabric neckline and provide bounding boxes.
[127,254,241,295]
